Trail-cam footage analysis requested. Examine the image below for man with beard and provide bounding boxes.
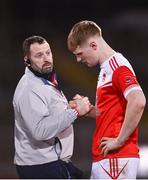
[13,35,91,179]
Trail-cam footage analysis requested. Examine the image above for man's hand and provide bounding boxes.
[73,94,95,118]
[74,97,91,116]
[68,94,92,116]
[68,100,77,109]
[99,137,123,157]
[73,94,84,100]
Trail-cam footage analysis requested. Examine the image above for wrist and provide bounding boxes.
[67,104,79,117]
[72,108,79,117]
[116,138,124,147]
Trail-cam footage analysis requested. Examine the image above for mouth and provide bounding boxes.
[42,63,52,69]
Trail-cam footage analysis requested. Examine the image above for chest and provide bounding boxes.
[48,87,68,112]
[97,68,113,88]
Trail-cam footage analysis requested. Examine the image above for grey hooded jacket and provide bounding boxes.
[13,68,77,165]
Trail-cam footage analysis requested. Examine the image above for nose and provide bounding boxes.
[43,54,52,62]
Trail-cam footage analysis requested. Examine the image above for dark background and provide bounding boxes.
[0,0,148,178]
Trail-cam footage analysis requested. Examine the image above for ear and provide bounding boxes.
[90,41,97,50]
[24,56,27,62]
[24,57,27,65]
[24,56,31,67]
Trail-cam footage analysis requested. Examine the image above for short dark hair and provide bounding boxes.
[23,35,46,57]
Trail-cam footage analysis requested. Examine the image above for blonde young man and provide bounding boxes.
[13,35,91,179]
[67,20,146,179]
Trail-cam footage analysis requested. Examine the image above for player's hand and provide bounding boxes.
[69,95,92,116]
[75,97,91,116]
[73,94,84,100]
[72,94,94,115]
[68,94,86,109]
[68,100,77,109]
[99,137,123,157]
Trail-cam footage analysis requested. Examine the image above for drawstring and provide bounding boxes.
[54,137,62,160]
[54,137,71,179]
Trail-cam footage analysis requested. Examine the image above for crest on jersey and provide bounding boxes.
[97,69,108,88]
[102,72,106,82]
[125,76,136,85]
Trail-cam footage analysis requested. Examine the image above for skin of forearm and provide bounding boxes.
[86,105,96,119]
[116,92,146,145]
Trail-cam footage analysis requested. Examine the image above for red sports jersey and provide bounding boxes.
[92,52,142,162]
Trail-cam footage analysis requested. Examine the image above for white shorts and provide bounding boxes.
[90,158,139,179]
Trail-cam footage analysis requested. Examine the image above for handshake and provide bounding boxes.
[68,94,93,117]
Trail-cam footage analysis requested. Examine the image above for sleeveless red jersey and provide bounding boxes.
[92,52,142,162]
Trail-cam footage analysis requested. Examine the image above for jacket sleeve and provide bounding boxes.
[19,87,77,141]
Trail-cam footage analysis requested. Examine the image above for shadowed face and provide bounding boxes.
[28,41,53,74]
[73,41,99,67]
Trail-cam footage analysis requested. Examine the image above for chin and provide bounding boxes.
[43,67,53,74]
[87,64,95,67]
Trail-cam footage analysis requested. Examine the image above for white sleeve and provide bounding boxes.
[124,85,142,98]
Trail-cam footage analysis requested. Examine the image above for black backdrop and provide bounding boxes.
[0,0,148,178]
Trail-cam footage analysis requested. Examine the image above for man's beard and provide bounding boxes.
[41,66,53,75]
[39,62,53,75]
[28,62,55,81]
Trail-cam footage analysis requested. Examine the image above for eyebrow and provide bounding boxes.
[36,52,42,55]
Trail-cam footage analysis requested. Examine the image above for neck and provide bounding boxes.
[97,37,116,65]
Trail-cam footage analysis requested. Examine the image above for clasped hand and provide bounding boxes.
[68,94,93,116]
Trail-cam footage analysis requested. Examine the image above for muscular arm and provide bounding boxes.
[117,90,146,143]
[100,90,146,156]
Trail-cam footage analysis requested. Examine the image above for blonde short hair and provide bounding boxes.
[67,20,102,51]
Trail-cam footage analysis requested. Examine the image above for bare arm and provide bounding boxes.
[85,105,96,119]
[116,90,146,144]
[100,90,146,156]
